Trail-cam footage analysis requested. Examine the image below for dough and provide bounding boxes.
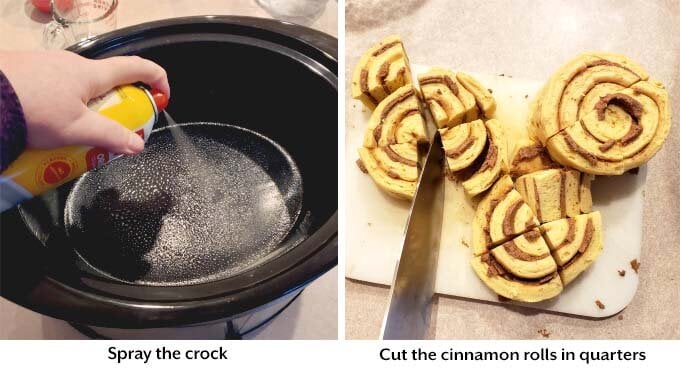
[418,68,479,128]
[540,211,604,286]
[357,143,419,200]
[515,169,581,223]
[351,35,412,109]
[439,119,487,172]
[471,250,562,302]
[363,84,427,148]
[471,175,539,255]
[491,229,558,280]
[461,119,508,197]
[456,71,496,118]
[509,137,557,178]
[531,52,671,175]
[578,173,594,213]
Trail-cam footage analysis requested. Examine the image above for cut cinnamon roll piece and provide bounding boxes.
[490,229,558,280]
[539,212,603,286]
[515,169,581,224]
[351,35,413,109]
[531,52,649,144]
[357,143,419,200]
[545,79,671,175]
[471,231,563,302]
[439,119,487,172]
[456,72,496,119]
[418,68,478,128]
[461,119,508,197]
[471,175,540,256]
[363,84,427,148]
[578,174,594,213]
[509,138,558,178]
[531,52,671,175]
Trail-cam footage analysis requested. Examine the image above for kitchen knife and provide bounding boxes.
[379,132,445,340]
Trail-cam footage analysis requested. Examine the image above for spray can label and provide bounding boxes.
[0,84,159,212]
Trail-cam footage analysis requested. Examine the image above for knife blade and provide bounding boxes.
[379,131,445,340]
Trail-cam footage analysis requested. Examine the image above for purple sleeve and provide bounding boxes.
[0,69,27,172]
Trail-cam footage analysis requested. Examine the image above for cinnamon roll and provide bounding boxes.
[418,68,478,128]
[357,143,419,200]
[439,119,487,172]
[578,173,594,213]
[515,169,581,224]
[509,138,558,178]
[531,52,671,175]
[461,119,508,197]
[472,175,540,256]
[362,84,427,148]
[471,230,563,302]
[456,71,496,119]
[540,212,603,286]
[351,35,412,109]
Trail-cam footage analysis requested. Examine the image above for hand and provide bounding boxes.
[0,50,170,154]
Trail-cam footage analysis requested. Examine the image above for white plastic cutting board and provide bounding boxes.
[345,64,643,318]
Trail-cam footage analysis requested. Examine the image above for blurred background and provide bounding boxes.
[0,0,337,50]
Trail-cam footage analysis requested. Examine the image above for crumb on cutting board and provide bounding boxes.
[524,94,528,99]
[461,239,469,248]
[367,222,372,227]
[537,328,550,338]
[488,88,493,94]
[630,259,640,273]
[618,314,624,320]
[618,270,626,277]
[595,300,605,309]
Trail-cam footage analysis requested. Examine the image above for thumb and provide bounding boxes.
[66,109,145,155]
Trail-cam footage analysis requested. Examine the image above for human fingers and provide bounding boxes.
[89,55,170,99]
[65,109,145,154]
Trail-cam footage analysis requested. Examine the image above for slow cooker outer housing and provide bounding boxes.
[0,16,337,328]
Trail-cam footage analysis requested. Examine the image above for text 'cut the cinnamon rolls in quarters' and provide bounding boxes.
[362,84,427,149]
[351,35,413,109]
[540,211,603,286]
[418,68,479,128]
[530,52,672,175]
[471,229,563,302]
[357,143,419,200]
[471,175,540,256]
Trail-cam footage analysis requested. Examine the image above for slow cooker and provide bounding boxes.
[0,16,337,339]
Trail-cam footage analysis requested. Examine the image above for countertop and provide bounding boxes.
[0,0,337,340]
[0,0,337,50]
[345,0,680,339]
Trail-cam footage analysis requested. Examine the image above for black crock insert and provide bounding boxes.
[64,123,303,285]
[1,16,337,328]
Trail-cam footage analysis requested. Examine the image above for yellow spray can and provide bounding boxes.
[0,84,168,212]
